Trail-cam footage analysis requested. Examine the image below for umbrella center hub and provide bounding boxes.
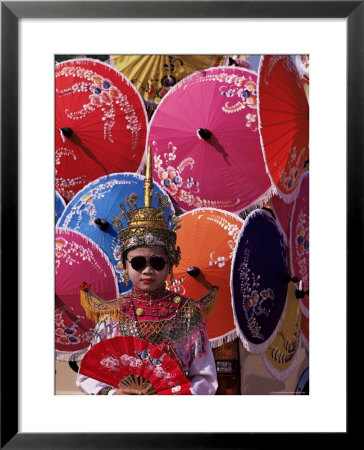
[197,128,212,141]
[60,127,73,138]
[186,266,201,277]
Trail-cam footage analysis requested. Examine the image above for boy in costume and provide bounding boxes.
[76,148,218,395]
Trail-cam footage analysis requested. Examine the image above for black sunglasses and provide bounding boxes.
[127,256,167,271]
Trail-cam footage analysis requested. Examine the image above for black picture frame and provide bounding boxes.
[1,1,359,448]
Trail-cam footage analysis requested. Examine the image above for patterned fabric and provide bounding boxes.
[80,286,208,367]
[231,209,288,353]
[76,285,218,395]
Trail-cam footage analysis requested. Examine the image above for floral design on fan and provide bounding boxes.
[295,210,309,290]
[100,353,173,381]
[55,305,93,346]
[279,146,307,193]
[239,248,275,340]
[153,141,238,209]
[56,65,143,151]
[55,236,107,276]
[135,348,164,366]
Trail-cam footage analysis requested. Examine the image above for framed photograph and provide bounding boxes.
[1,0,359,447]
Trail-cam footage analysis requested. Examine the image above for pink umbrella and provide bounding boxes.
[289,171,309,317]
[55,227,119,361]
[147,66,272,214]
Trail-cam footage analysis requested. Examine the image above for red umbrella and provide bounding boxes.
[55,58,148,201]
[257,55,309,203]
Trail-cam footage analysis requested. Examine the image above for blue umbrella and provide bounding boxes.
[55,191,66,225]
[58,172,174,294]
[231,208,288,353]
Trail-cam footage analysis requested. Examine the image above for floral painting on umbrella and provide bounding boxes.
[148,66,272,214]
[55,58,148,202]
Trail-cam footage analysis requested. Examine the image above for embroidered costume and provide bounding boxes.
[76,147,218,395]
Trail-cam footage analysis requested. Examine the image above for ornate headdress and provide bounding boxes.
[112,146,181,267]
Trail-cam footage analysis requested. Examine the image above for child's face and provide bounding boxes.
[125,246,169,292]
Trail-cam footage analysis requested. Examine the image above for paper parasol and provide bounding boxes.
[257,55,309,202]
[231,209,289,353]
[166,208,244,347]
[55,228,119,361]
[55,58,147,201]
[148,66,272,214]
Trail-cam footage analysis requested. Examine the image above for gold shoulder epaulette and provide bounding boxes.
[80,282,123,324]
[196,286,218,319]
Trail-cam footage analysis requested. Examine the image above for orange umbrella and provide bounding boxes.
[166,208,244,347]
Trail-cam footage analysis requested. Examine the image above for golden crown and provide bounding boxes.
[112,146,181,266]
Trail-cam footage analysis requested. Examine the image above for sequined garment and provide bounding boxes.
[77,285,218,395]
[82,286,205,350]
[116,287,203,346]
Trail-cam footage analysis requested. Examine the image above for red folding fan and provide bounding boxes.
[79,336,191,395]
